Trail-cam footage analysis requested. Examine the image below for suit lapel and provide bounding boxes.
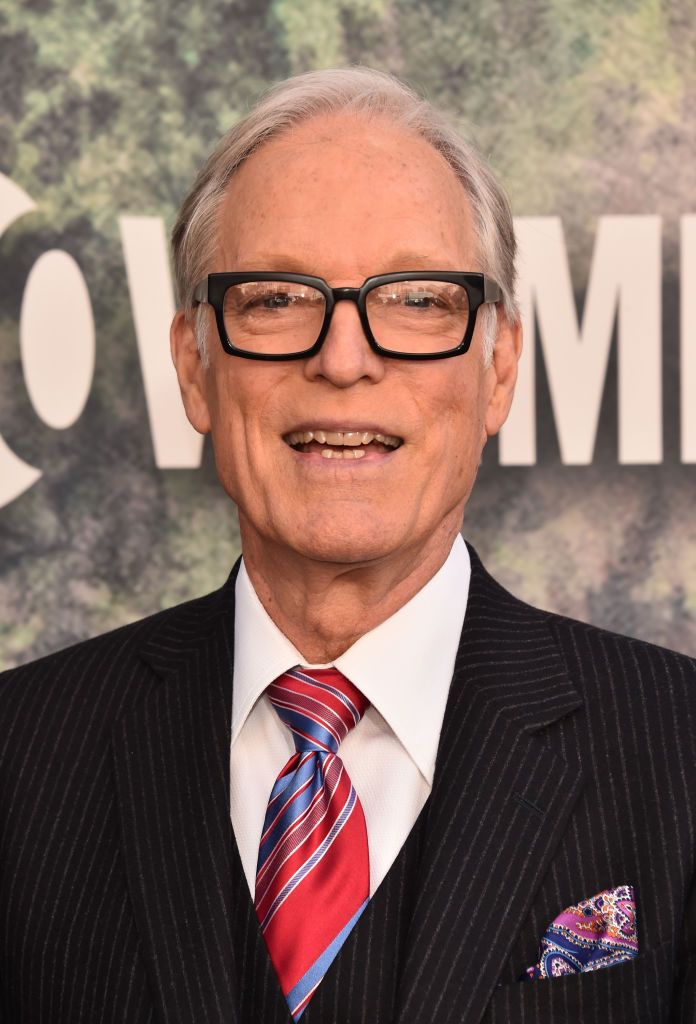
[111,567,242,1024]
[396,545,587,1024]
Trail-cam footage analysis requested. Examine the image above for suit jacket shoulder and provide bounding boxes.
[0,567,238,771]
[468,541,696,723]
[0,566,239,1024]
[544,604,696,752]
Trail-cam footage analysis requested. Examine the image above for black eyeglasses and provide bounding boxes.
[192,271,501,361]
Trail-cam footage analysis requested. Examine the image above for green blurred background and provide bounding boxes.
[1,0,695,667]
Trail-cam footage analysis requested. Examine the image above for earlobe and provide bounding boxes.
[484,317,523,438]
[170,310,213,435]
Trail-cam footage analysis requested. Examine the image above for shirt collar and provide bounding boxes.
[232,535,471,786]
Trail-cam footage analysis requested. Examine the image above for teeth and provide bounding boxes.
[321,448,366,460]
[285,429,401,448]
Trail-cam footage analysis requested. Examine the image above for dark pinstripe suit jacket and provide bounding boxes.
[1,544,696,1023]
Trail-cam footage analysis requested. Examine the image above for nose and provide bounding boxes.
[303,297,386,388]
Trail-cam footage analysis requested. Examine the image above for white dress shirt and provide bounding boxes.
[230,534,471,898]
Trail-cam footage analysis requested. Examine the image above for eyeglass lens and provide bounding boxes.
[221,279,472,355]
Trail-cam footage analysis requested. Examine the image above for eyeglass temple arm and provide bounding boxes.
[483,277,502,304]
[193,280,208,305]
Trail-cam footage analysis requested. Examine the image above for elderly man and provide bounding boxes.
[1,67,695,1024]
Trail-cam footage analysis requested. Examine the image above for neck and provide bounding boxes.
[239,514,463,663]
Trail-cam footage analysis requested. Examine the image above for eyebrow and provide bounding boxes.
[377,251,453,271]
[231,254,321,274]
[230,251,456,274]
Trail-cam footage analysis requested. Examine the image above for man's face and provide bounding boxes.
[172,113,520,567]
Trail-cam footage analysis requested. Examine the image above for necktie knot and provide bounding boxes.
[267,667,369,755]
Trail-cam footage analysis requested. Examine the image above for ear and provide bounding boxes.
[484,313,523,438]
[170,309,212,435]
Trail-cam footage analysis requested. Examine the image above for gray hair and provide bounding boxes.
[171,66,519,366]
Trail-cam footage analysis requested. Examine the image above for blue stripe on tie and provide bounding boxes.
[287,899,369,1020]
[265,753,316,813]
[270,702,338,753]
[259,785,356,932]
[257,759,324,869]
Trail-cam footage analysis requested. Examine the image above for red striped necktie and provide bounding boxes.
[255,667,370,1020]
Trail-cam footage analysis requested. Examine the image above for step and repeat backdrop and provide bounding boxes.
[1,0,695,667]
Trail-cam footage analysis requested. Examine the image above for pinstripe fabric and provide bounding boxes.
[1,544,696,1023]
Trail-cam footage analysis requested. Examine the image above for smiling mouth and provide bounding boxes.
[283,428,403,460]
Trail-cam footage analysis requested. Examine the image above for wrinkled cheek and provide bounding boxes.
[210,438,240,502]
[236,440,289,524]
[208,420,252,506]
[442,426,481,501]
[210,392,245,449]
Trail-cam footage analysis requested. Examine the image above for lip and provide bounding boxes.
[284,420,402,438]
[281,419,404,467]
[284,444,400,467]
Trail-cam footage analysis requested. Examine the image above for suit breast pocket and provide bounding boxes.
[483,941,674,1023]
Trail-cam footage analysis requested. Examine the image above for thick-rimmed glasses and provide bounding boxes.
[192,271,501,361]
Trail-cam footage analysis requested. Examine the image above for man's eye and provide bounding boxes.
[399,290,448,310]
[404,292,439,308]
[236,291,295,312]
[261,293,292,309]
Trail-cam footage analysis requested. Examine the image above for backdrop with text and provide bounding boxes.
[1,0,695,667]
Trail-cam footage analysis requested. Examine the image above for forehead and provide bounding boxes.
[216,112,478,274]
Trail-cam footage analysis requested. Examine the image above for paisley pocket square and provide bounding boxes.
[522,884,638,980]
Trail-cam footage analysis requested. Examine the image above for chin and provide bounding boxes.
[286,521,402,566]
